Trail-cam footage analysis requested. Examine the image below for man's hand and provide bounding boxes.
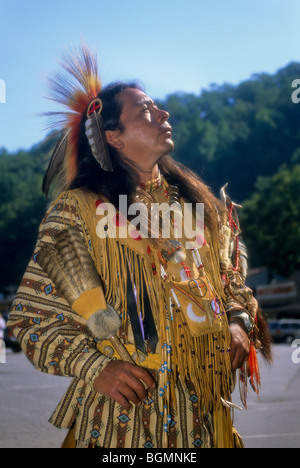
[229,320,250,371]
[93,360,157,411]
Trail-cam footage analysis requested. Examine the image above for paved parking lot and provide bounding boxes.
[232,344,300,448]
[0,344,299,448]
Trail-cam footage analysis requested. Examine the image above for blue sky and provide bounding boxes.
[1,0,300,152]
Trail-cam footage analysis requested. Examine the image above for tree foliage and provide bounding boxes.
[166,62,300,202]
[1,62,300,290]
[241,162,300,277]
[0,145,47,292]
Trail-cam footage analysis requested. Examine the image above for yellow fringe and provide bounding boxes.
[51,188,235,448]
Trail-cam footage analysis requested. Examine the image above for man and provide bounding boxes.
[8,45,271,448]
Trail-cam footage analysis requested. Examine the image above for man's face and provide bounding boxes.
[114,87,174,169]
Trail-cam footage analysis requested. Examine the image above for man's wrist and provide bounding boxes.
[228,311,254,335]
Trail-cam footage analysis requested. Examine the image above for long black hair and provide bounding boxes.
[71,81,224,238]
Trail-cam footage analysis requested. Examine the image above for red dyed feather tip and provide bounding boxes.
[247,341,261,395]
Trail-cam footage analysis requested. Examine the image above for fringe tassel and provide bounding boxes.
[56,189,234,447]
[201,232,226,304]
[214,405,235,448]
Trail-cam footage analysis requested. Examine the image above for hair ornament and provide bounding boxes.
[42,43,113,196]
[87,98,103,117]
[85,98,113,172]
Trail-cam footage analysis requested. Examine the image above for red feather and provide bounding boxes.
[248,342,261,395]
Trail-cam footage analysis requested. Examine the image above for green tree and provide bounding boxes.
[2,61,300,290]
[165,62,300,202]
[240,163,300,276]
[0,146,47,292]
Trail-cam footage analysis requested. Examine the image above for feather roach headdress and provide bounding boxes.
[43,44,113,197]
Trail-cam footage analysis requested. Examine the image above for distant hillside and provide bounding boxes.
[1,62,300,291]
[165,61,300,202]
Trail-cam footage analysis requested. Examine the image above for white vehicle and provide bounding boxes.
[269,319,300,344]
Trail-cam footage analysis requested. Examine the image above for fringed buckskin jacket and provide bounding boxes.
[8,177,261,448]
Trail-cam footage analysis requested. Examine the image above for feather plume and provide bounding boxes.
[37,243,80,305]
[85,112,113,172]
[42,129,70,196]
[43,43,104,193]
[39,227,102,301]
[248,342,261,394]
[37,226,134,363]
[37,227,102,304]
[237,237,248,281]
